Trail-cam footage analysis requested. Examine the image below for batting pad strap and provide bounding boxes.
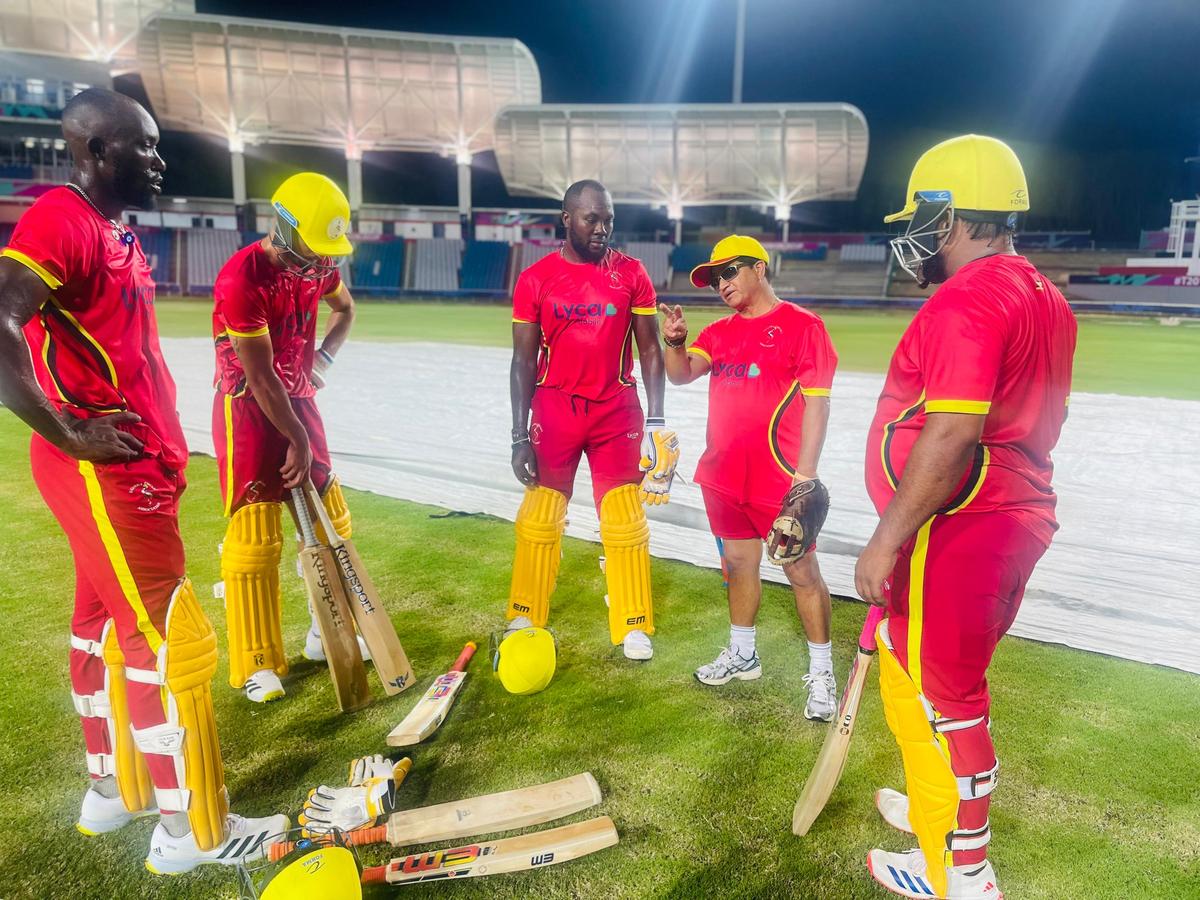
[124,665,163,685]
[71,633,105,658]
[958,761,999,800]
[73,689,110,719]
[949,821,991,852]
[86,751,116,777]
[934,714,987,734]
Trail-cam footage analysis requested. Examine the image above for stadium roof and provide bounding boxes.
[0,0,192,66]
[136,13,541,157]
[493,103,868,214]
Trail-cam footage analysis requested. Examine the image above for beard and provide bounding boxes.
[917,251,949,287]
[567,230,607,262]
[113,165,158,211]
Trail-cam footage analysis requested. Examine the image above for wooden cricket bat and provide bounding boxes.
[292,486,370,713]
[792,604,886,836]
[360,816,619,885]
[304,480,415,695]
[386,642,476,747]
[269,771,603,860]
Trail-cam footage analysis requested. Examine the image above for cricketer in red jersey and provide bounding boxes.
[857,135,1076,900]
[507,180,676,661]
[211,172,362,704]
[0,88,284,874]
[663,235,840,720]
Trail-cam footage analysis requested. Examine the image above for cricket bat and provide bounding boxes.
[386,642,476,747]
[269,771,603,860]
[792,604,886,836]
[292,486,370,713]
[360,815,619,885]
[303,480,415,695]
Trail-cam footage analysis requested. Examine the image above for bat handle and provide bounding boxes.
[267,824,389,861]
[361,864,387,885]
[451,640,477,672]
[858,604,886,654]
[291,486,317,547]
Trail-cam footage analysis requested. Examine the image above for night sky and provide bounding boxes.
[182,0,1200,241]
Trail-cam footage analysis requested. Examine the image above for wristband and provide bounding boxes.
[316,348,334,366]
[511,436,531,448]
[663,335,687,349]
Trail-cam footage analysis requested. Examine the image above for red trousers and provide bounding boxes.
[213,393,333,514]
[530,386,643,510]
[31,436,187,804]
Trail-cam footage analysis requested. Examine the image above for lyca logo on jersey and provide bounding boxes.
[120,284,155,310]
[712,361,761,380]
[553,302,619,322]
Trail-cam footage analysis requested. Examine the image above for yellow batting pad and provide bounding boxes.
[221,502,285,688]
[599,484,654,643]
[877,623,958,899]
[319,476,353,543]
[507,486,567,627]
[161,579,228,851]
[101,622,154,814]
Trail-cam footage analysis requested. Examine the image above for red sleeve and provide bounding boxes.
[630,261,657,315]
[320,267,343,299]
[794,320,838,397]
[919,291,1006,414]
[512,267,540,324]
[216,267,269,339]
[689,320,716,364]
[2,194,92,291]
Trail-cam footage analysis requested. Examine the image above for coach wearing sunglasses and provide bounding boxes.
[660,236,839,720]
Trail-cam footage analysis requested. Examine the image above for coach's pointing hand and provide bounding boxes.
[63,410,144,463]
[658,303,688,347]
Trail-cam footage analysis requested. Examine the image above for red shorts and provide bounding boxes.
[886,511,1047,719]
[530,386,643,510]
[702,485,779,541]
[213,393,333,514]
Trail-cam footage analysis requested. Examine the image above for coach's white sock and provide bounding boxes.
[807,640,833,675]
[730,624,756,659]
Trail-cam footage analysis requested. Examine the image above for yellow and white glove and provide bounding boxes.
[639,418,680,506]
[299,756,412,835]
[310,347,334,389]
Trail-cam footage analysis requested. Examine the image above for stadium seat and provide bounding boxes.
[459,241,510,291]
[186,230,242,294]
[348,239,404,296]
[410,238,464,291]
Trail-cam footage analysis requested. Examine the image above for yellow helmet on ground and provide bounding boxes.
[257,846,361,900]
[271,172,353,257]
[884,134,1029,223]
[495,627,556,695]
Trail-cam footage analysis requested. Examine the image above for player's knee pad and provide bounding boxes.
[130,578,229,852]
[221,502,285,688]
[877,619,959,898]
[320,476,352,542]
[599,484,653,644]
[508,486,567,627]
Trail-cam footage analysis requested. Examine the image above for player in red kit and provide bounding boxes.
[212,172,368,704]
[662,235,839,720]
[0,89,285,874]
[855,136,1076,900]
[507,180,677,660]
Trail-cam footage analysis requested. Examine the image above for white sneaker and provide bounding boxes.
[694,647,762,685]
[76,784,156,836]
[243,669,285,704]
[875,787,914,834]
[803,670,837,722]
[867,848,1003,899]
[504,615,534,638]
[622,629,653,661]
[145,812,289,875]
[303,628,371,663]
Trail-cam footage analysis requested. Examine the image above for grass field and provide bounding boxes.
[0,302,1197,898]
[154,298,1200,400]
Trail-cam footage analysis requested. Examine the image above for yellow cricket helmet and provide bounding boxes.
[884,134,1029,223]
[271,172,353,257]
[257,846,361,900]
[494,626,556,696]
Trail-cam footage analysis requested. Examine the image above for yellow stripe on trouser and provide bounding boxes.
[599,484,654,643]
[223,395,235,517]
[507,486,567,627]
[78,461,164,653]
[101,623,154,814]
[221,502,285,688]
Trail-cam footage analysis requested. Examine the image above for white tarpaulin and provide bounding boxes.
[163,338,1197,675]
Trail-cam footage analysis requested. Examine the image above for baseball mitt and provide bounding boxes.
[765,478,830,564]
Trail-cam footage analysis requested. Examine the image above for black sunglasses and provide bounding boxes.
[709,259,756,290]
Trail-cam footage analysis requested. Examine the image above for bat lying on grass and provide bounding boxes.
[386,641,476,747]
[269,771,603,860]
[792,604,886,836]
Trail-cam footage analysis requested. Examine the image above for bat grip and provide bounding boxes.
[451,640,478,672]
[858,605,886,653]
[291,486,317,547]
[267,824,389,862]
[361,864,387,884]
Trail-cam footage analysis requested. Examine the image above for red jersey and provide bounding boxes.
[690,302,837,505]
[4,186,187,471]
[865,254,1076,546]
[213,242,342,399]
[512,249,658,403]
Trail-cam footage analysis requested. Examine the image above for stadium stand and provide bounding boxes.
[622,241,670,287]
[459,240,510,292]
[518,242,557,271]
[349,239,405,296]
[186,230,242,294]
[773,246,890,298]
[132,228,177,292]
[410,238,464,291]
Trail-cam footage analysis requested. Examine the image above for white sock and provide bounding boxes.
[807,640,832,675]
[730,624,756,658]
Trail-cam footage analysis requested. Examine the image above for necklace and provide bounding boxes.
[67,183,135,246]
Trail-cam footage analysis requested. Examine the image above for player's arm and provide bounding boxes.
[854,412,984,605]
[510,322,540,485]
[793,396,830,481]
[632,312,665,418]
[229,332,311,489]
[0,257,142,461]
[659,304,710,384]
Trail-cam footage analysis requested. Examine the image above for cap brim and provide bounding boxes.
[689,255,739,288]
[304,234,354,257]
[883,205,915,224]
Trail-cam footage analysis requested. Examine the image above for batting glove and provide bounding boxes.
[299,757,411,835]
[638,418,680,506]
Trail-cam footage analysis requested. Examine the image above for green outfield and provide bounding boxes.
[157,298,1200,399]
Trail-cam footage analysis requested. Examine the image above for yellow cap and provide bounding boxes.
[261,846,361,900]
[884,134,1029,224]
[495,627,556,696]
[689,234,770,288]
[270,172,353,257]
